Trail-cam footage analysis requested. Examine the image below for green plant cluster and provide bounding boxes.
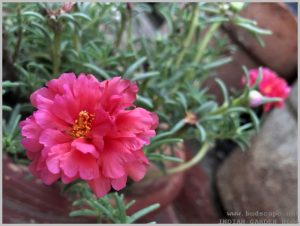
[3,2,272,223]
[62,180,159,223]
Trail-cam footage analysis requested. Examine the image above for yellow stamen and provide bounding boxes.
[70,110,95,138]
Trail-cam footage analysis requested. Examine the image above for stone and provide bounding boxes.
[224,3,297,80]
[288,80,298,114]
[216,102,298,223]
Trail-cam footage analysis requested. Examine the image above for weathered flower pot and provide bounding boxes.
[3,145,186,223]
[3,154,91,223]
[125,146,186,222]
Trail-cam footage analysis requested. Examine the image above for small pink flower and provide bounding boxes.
[61,2,75,13]
[20,73,158,197]
[246,68,291,112]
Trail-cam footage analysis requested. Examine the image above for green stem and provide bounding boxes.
[193,22,221,64]
[13,4,23,62]
[52,30,61,76]
[174,4,199,68]
[184,22,221,82]
[126,6,139,64]
[210,95,247,116]
[145,141,211,180]
[166,141,211,175]
[115,9,126,49]
[72,27,80,52]
[127,5,133,51]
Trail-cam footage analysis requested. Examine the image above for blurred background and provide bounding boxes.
[2,2,298,223]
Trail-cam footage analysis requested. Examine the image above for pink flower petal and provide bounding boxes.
[50,93,80,125]
[87,175,111,198]
[20,116,42,139]
[34,110,69,130]
[61,172,78,184]
[71,138,99,158]
[91,135,104,152]
[30,87,55,109]
[111,176,127,191]
[101,142,127,179]
[116,108,158,134]
[78,154,99,180]
[46,143,71,174]
[60,150,99,180]
[100,76,138,114]
[91,105,112,134]
[40,167,60,185]
[125,150,149,181]
[59,150,78,178]
[126,162,148,181]
[39,129,71,147]
[46,73,77,95]
[26,150,40,160]
[21,139,43,153]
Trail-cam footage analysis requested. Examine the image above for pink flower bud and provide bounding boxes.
[249,90,264,107]
[61,2,75,13]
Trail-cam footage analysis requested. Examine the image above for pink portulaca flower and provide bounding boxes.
[246,68,291,112]
[20,73,158,197]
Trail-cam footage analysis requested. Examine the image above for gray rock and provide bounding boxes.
[288,80,298,114]
[217,94,298,223]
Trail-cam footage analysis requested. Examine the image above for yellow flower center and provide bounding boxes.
[70,110,95,138]
[184,111,198,125]
[264,86,272,94]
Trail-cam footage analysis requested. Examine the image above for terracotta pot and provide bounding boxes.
[3,154,93,223]
[3,145,186,223]
[124,145,186,222]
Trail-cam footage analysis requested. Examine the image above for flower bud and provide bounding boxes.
[249,90,264,107]
[230,2,245,12]
[61,2,75,13]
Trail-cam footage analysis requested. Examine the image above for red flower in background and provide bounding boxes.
[247,68,291,112]
[20,73,158,197]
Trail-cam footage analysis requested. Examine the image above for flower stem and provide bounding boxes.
[210,95,247,116]
[166,141,211,175]
[72,27,80,52]
[175,4,199,68]
[52,30,61,76]
[13,4,23,62]
[126,4,133,51]
[115,9,126,49]
[193,22,221,64]
[184,22,221,80]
